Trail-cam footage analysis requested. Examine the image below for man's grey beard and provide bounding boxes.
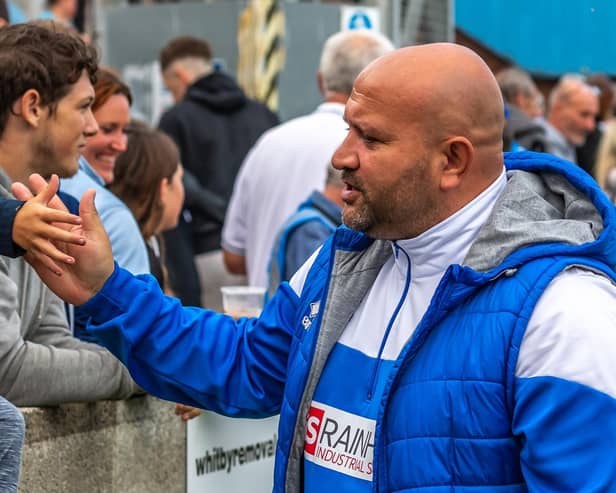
[342,201,377,233]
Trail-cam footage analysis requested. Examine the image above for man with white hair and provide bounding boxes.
[543,75,599,163]
[222,29,394,288]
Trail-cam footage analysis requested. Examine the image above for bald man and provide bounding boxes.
[19,43,616,492]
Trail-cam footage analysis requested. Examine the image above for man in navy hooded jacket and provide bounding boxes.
[158,35,278,308]
[22,43,616,492]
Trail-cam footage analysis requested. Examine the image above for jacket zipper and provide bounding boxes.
[371,266,455,492]
[367,243,412,400]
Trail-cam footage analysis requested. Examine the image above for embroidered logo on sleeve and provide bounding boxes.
[304,402,375,481]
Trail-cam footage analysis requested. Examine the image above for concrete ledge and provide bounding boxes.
[19,395,186,493]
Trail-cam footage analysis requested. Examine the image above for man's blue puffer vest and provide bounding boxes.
[271,152,616,492]
[274,236,615,492]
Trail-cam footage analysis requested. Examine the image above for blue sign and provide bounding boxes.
[349,11,373,30]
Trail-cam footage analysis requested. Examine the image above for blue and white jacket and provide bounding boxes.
[81,152,616,492]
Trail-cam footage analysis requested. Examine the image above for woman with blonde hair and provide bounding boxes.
[594,121,616,202]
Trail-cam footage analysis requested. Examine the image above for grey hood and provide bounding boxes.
[465,167,605,272]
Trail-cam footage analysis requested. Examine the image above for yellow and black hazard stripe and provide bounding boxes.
[237,0,286,112]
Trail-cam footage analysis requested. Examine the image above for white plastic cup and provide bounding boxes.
[220,286,266,319]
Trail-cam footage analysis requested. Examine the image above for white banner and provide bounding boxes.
[186,411,279,492]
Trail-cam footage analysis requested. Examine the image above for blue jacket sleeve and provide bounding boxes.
[81,265,299,417]
[0,198,25,258]
[512,269,616,491]
[513,376,616,491]
[0,193,77,258]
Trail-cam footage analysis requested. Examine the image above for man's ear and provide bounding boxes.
[14,89,46,128]
[439,136,473,191]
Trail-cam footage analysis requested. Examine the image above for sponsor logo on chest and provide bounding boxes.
[304,401,375,481]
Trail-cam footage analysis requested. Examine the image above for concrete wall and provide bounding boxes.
[19,395,186,493]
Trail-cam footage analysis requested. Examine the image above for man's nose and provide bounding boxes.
[84,109,99,137]
[332,134,358,171]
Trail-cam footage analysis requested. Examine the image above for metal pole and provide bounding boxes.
[401,0,425,47]
[391,0,401,48]
[447,0,455,42]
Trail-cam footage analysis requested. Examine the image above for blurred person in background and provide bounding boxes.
[542,75,599,163]
[109,122,185,293]
[109,121,195,421]
[223,29,394,288]
[40,0,77,26]
[267,165,343,299]
[576,73,615,177]
[39,0,90,43]
[6,2,26,24]
[593,117,616,201]
[159,35,278,310]
[496,66,547,152]
[0,1,8,26]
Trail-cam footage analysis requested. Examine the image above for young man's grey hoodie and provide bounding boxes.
[0,171,140,406]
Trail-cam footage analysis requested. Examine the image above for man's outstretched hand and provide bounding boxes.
[13,174,115,306]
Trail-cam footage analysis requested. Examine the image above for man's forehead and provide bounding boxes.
[343,88,400,131]
[343,87,373,122]
[348,77,387,106]
[570,89,599,109]
[347,73,418,117]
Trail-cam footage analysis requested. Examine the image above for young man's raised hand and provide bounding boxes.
[13,174,115,306]
[11,174,85,274]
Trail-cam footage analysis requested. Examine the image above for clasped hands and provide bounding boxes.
[12,173,115,306]
[14,174,204,421]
